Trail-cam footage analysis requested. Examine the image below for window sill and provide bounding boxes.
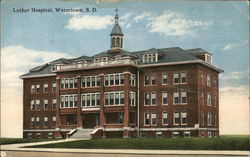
[104,105,125,107]
[81,86,100,88]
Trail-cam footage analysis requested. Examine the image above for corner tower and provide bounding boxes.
[109,8,123,52]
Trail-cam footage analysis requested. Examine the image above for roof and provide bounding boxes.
[185,48,213,55]
[110,24,123,36]
[20,47,222,79]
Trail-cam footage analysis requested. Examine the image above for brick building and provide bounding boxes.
[20,11,223,139]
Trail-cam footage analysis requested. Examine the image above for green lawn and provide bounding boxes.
[27,135,250,150]
[0,138,58,145]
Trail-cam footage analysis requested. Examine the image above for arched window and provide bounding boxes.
[112,37,115,47]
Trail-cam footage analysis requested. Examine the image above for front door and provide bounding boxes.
[83,113,99,128]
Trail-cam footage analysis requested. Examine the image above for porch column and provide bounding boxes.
[77,75,83,128]
[123,72,130,138]
[55,76,62,138]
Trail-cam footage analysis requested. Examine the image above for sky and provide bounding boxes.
[1,0,249,137]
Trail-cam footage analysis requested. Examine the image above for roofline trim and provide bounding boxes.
[139,60,223,73]
[20,73,56,79]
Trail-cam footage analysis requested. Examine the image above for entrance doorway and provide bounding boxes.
[83,113,100,128]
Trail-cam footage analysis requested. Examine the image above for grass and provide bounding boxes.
[27,135,250,150]
[0,138,59,145]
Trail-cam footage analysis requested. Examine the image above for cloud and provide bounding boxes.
[220,70,249,81]
[219,85,249,135]
[120,12,133,28]
[222,40,248,51]
[65,15,113,31]
[1,45,73,138]
[133,11,212,36]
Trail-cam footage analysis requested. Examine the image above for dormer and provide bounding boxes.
[185,48,212,64]
[142,48,164,63]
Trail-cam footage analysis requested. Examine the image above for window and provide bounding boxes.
[214,95,217,107]
[48,132,53,138]
[28,133,33,138]
[144,93,150,106]
[201,72,205,84]
[31,100,40,110]
[174,112,180,125]
[31,100,35,110]
[144,92,157,106]
[172,131,179,137]
[44,116,48,127]
[104,91,125,106]
[52,116,56,126]
[201,111,205,126]
[181,91,187,104]
[130,74,136,86]
[214,79,217,88]
[36,116,40,127]
[207,93,212,106]
[184,131,191,137]
[52,98,56,109]
[36,132,41,138]
[143,53,158,63]
[207,75,211,87]
[162,92,168,105]
[118,112,124,123]
[173,91,179,104]
[81,93,100,107]
[151,93,156,105]
[44,84,48,93]
[144,112,150,125]
[130,92,136,106]
[208,130,212,137]
[214,114,217,126]
[144,73,149,85]
[162,73,168,85]
[151,113,157,125]
[156,132,162,138]
[104,73,124,86]
[44,99,48,110]
[151,73,156,85]
[162,112,168,125]
[61,77,78,89]
[36,84,40,93]
[173,72,179,84]
[31,85,35,93]
[82,75,100,88]
[181,72,187,83]
[181,111,187,125]
[31,116,35,127]
[207,112,212,126]
[52,82,56,92]
[60,95,77,108]
[201,92,205,105]
[206,54,212,64]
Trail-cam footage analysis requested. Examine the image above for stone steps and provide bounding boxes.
[70,128,93,139]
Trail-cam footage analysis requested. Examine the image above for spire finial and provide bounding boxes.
[115,8,119,16]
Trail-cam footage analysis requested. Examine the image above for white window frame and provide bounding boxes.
[162,92,168,105]
[44,99,48,110]
[130,91,136,106]
[60,95,78,108]
[44,116,48,127]
[81,93,101,107]
[207,93,212,106]
[181,71,187,84]
[207,74,211,87]
[181,111,187,125]
[61,77,78,89]
[144,73,150,86]
[162,112,168,125]
[44,83,48,93]
[130,74,136,86]
[151,92,157,106]
[144,92,150,106]
[162,72,168,85]
[173,91,179,105]
[151,73,156,85]
[181,91,187,104]
[104,91,125,106]
[173,72,179,84]
[52,98,56,109]
[151,113,157,126]
[207,112,212,126]
[31,85,35,93]
[174,112,180,125]
[172,131,179,138]
[144,112,150,126]
[52,82,56,92]
[104,73,124,86]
